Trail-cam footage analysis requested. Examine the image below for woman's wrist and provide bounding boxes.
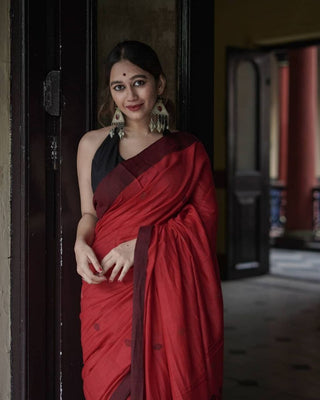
[74,237,89,251]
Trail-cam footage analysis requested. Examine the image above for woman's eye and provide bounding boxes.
[113,85,125,91]
[133,80,145,87]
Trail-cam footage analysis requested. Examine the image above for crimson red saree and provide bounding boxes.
[80,132,224,400]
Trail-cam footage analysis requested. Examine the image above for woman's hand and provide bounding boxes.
[74,239,107,284]
[101,238,137,282]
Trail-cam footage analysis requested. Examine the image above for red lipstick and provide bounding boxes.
[126,104,143,111]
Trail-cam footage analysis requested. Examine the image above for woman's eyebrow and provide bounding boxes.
[110,74,148,86]
[110,79,125,86]
[129,74,148,80]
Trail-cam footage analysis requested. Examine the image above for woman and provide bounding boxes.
[74,40,223,400]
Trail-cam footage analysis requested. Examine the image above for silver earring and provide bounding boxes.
[149,98,169,133]
[110,107,125,139]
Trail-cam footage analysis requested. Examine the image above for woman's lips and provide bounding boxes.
[126,104,143,111]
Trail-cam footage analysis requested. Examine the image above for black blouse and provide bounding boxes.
[91,134,124,193]
[91,129,171,192]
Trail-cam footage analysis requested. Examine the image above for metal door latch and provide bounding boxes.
[43,70,61,116]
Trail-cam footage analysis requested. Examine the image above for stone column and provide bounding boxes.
[286,46,318,232]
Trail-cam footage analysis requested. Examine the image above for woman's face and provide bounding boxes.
[109,59,165,124]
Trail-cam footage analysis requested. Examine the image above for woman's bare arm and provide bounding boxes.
[74,128,109,284]
[75,127,138,284]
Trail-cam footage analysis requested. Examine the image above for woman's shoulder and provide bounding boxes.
[79,126,112,146]
[78,126,112,154]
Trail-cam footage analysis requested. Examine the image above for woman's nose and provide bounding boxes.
[126,86,138,101]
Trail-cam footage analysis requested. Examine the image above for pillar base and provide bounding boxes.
[271,230,320,251]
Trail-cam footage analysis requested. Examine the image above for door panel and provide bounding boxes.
[59,1,91,398]
[234,191,260,267]
[227,49,270,279]
[28,0,51,398]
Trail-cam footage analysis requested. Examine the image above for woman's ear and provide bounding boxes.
[157,74,166,96]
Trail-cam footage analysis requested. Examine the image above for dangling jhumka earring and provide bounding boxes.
[110,107,125,139]
[149,97,169,133]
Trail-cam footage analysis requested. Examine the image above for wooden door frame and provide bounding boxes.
[10,0,214,398]
[11,0,60,397]
[177,0,215,161]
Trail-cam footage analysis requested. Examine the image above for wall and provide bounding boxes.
[215,0,320,253]
[317,50,320,177]
[97,0,177,128]
[269,53,280,180]
[0,0,11,398]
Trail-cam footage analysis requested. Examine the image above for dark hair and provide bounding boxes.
[98,40,173,127]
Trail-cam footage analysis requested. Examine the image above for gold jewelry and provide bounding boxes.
[110,107,125,139]
[149,98,169,133]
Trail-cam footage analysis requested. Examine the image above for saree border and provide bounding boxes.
[109,372,131,400]
[131,225,153,400]
[93,131,198,219]
[108,225,153,400]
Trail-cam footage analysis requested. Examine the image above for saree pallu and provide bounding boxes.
[80,132,224,400]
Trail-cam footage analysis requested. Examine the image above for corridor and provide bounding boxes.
[222,250,320,400]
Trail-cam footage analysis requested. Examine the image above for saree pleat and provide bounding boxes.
[80,132,223,400]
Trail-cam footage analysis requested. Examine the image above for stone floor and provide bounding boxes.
[222,249,320,400]
[270,248,320,282]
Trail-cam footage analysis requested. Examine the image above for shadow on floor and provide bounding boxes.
[222,271,320,400]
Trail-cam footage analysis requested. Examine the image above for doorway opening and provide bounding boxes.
[226,41,320,282]
[268,43,320,283]
[223,24,320,400]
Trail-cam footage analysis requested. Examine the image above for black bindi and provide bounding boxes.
[123,73,126,76]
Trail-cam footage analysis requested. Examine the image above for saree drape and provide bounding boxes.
[80,132,224,400]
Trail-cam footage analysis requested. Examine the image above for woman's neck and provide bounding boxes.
[124,118,152,137]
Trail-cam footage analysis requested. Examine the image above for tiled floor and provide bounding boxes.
[270,248,320,282]
[222,249,320,400]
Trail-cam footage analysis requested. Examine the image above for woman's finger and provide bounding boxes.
[87,252,103,274]
[101,256,117,273]
[117,262,131,282]
[101,252,113,263]
[109,262,123,282]
[77,259,106,284]
[81,269,107,284]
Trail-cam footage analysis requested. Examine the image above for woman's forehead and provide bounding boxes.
[110,60,150,79]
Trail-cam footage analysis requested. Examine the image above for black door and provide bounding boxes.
[59,2,95,398]
[226,48,271,279]
[11,0,92,398]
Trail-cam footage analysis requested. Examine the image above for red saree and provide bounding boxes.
[80,132,223,400]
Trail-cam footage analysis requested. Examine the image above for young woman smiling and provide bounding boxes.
[74,40,223,400]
